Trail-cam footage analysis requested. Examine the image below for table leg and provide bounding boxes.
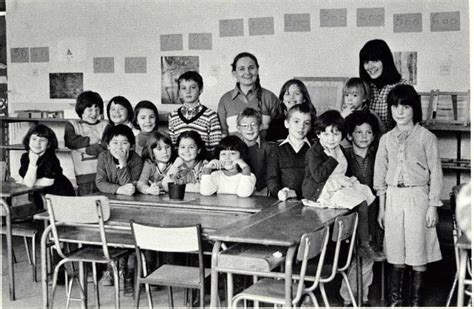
[1,199,15,300]
[41,224,53,309]
[78,243,87,309]
[356,243,362,306]
[284,246,297,307]
[210,240,221,308]
[456,248,468,306]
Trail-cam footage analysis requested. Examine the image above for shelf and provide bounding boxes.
[0,116,74,124]
[423,122,471,132]
[0,144,71,153]
[441,159,470,171]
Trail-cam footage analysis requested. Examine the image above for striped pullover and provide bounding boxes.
[168,104,222,152]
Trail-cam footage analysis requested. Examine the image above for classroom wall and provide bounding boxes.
[5,0,471,197]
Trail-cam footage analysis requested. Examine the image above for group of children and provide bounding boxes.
[18,46,443,306]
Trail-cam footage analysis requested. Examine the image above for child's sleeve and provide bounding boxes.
[373,134,389,196]
[64,121,90,150]
[266,145,281,197]
[200,172,218,196]
[208,111,223,149]
[217,99,228,136]
[424,131,443,207]
[168,113,177,146]
[161,164,178,192]
[137,161,153,193]
[128,152,144,182]
[236,173,256,198]
[95,153,120,194]
[306,146,338,184]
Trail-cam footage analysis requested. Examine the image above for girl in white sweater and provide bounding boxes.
[200,135,256,197]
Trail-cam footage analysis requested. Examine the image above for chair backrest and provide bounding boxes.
[45,194,112,259]
[324,212,359,281]
[130,221,200,252]
[293,226,330,304]
[45,194,110,223]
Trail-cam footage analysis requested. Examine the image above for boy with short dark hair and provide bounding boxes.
[168,71,222,153]
[339,110,385,306]
[64,91,108,195]
[267,104,313,200]
[236,108,275,194]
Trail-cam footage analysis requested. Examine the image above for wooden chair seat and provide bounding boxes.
[143,264,211,287]
[218,244,286,272]
[236,278,298,304]
[1,221,39,237]
[65,246,128,262]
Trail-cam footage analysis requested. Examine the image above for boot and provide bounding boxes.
[410,270,424,307]
[389,267,405,307]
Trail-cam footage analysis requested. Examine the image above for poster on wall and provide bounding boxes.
[161,56,199,104]
[393,51,417,85]
[297,77,348,114]
[49,73,83,99]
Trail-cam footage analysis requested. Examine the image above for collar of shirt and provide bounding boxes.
[180,102,202,119]
[232,84,256,100]
[279,136,311,153]
[394,123,418,143]
[238,133,261,148]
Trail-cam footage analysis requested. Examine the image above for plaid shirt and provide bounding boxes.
[369,79,408,129]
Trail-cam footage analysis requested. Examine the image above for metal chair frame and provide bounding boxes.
[231,226,331,308]
[319,212,359,308]
[45,194,127,309]
[130,220,209,309]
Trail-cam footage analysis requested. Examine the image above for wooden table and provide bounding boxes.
[208,200,349,307]
[36,193,278,308]
[456,233,472,306]
[1,181,49,301]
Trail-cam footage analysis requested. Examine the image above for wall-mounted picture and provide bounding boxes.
[393,51,417,85]
[296,77,348,114]
[49,72,83,99]
[161,56,199,104]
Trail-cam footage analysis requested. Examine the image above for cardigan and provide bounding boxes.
[95,150,144,194]
[302,140,350,202]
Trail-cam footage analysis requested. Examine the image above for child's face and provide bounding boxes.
[237,116,260,143]
[363,60,383,80]
[284,111,312,141]
[178,137,200,164]
[29,134,48,155]
[391,104,414,126]
[109,102,128,125]
[232,57,258,87]
[108,135,131,157]
[317,126,343,150]
[136,108,157,133]
[153,140,172,164]
[82,104,101,124]
[179,79,201,104]
[219,149,241,172]
[283,84,304,110]
[349,123,374,150]
[344,87,365,110]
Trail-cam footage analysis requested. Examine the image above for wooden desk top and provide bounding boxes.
[105,192,278,214]
[208,200,348,247]
[0,181,48,198]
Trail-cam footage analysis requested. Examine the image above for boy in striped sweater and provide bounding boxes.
[168,71,222,153]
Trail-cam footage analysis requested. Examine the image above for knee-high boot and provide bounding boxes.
[410,270,424,307]
[389,267,405,307]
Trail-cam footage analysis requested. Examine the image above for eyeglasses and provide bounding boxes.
[238,123,259,130]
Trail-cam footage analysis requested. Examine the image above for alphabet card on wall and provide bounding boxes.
[430,11,460,32]
[320,9,347,27]
[30,47,49,63]
[160,34,183,51]
[10,48,29,63]
[219,19,244,37]
[249,17,274,35]
[93,57,114,73]
[57,37,86,63]
[357,8,385,27]
[125,57,146,73]
[284,14,311,32]
[393,13,422,32]
[189,33,212,50]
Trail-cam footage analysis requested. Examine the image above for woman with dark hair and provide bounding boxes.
[217,52,279,138]
[359,39,408,129]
